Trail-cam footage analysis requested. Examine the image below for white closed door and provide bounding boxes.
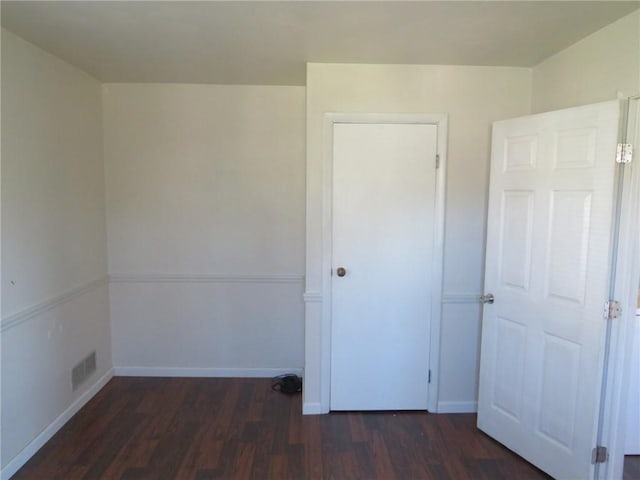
[478,101,621,479]
[330,122,437,411]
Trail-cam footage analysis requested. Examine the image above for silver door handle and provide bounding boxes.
[480,293,494,304]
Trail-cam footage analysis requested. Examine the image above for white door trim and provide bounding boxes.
[597,97,640,480]
[314,112,448,413]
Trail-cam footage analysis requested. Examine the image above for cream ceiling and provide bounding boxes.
[2,1,638,85]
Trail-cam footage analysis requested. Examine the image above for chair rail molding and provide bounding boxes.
[303,291,323,303]
[109,273,304,284]
[1,276,109,332]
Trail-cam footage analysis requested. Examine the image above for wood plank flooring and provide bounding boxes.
[11,377,636,479]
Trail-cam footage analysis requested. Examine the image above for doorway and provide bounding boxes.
[330,122,437,410]
[321,113,448,413]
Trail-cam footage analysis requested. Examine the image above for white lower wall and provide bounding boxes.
[437,300,483,412]
[110,275,304,373]
[1,283,112,477]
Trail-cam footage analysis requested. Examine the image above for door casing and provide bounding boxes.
[597,97,640,480]
[316,113,448,413]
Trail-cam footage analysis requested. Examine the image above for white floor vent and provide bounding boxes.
[72,351,97,391]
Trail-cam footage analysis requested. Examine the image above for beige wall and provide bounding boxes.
[1,29,111,472]
[304,63,532,412]
[103,84,306,374]
[2,32,109,316]
[533,10,640,113]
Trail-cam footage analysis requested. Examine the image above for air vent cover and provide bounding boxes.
[71,351,97,391]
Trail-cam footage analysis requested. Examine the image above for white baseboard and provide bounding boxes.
[113,366,303,378]
[302,402,325,415]
[436,400,478,413]
[301,400,476,415]
[1,368,114,480]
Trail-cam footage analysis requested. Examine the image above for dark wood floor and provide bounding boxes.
[12,377,639,479]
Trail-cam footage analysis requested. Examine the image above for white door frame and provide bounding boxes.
[315,112,448,413]
[597,97,640,479]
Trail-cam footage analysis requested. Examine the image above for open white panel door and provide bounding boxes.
[478,101,621,479]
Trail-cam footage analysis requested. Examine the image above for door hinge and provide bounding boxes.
[428,370,432,384]
[592,446,608,464]
[616,143,633,163]
[435,154,440,169]
[604,300,621,320]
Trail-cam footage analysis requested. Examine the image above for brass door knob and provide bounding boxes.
[336,267,347,277]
